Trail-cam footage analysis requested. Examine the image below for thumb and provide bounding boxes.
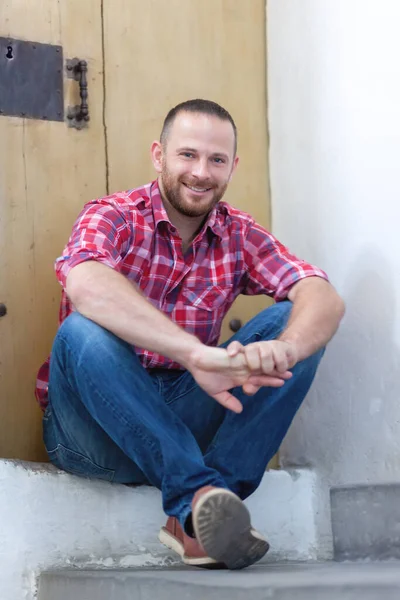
[227,340,245,358]
[213,390,243,413]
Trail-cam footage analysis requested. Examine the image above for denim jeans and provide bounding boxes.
[43,301,324,530]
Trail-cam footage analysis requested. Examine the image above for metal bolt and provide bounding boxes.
[229,318,243,333]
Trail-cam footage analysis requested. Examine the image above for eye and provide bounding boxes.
[213,157,225,164]
[181,152,194,159]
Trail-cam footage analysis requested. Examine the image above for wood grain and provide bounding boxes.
[0,0,278,468]
[0,0,106,460]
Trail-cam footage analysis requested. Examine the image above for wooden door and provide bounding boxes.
[0,0,274,465]
[0,0,107,460]
[102,0,272,343]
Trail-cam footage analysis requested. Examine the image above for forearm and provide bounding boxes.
[278,277,345,361]
[65,261,202,368]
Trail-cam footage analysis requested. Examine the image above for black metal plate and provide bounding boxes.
[0,37,64,121]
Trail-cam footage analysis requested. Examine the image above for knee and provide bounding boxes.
[267,300,293,325]
[58,311,99,338]
[251,301,293,341]
[55,312,111,356]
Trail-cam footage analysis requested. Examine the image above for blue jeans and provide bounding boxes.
[43,301,324,530]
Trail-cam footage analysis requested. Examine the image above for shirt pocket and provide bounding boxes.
[179,284,232,345]
[182,284,230,311]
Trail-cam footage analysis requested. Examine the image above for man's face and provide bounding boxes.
[152,112,238,218]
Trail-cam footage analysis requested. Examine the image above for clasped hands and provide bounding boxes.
[188,339,298,413]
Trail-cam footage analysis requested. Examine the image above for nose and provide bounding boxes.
[191,158,210,181]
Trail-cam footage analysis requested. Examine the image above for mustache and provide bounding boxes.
[182,179,215,188]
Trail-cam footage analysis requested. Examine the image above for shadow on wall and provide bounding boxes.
[280,247,400,485]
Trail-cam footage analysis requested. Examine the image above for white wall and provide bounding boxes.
[267,0,400,490]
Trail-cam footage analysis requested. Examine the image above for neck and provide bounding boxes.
[159,183,208,250]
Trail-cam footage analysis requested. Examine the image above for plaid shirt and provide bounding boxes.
[35,179,328,410]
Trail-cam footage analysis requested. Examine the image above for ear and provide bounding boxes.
[151,141,163,173]
[229,155,240,182]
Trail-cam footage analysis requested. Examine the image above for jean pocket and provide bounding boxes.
[47,444,115,482]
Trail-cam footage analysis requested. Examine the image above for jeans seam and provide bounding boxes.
[47,443,116,480]
[165,380,198,404]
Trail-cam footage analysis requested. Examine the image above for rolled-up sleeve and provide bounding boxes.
[55,200,133,289]
[243,222,329,301]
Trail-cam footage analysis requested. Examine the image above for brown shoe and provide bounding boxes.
[192,486,270,570]
[159,516,226,569]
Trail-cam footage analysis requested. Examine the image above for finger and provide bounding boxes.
[265,369,293,380]
[247,369,292,381]
[246,374,287,388]
[227,340,244,358]
[244,344,262,371]
[242,382,261,395]
[213,390,243,414]
[259,344,275,374]
[271,345,290,373]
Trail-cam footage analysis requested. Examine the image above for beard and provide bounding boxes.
[160,161,229,218]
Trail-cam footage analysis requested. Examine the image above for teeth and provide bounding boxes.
[187,185,209,192]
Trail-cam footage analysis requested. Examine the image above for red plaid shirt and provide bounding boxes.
[35,179,328,410]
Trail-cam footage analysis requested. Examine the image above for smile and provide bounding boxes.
[183,183,212,193]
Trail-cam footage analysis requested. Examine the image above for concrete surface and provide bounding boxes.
[38,562,400,600]
[331,482,400,560]
[0,459,321,600]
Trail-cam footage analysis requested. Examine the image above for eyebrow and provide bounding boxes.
[176,147,229,160]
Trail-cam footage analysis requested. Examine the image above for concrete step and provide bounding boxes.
[38,562,400,600]
[331,483,400,560]
[0,460,322,600]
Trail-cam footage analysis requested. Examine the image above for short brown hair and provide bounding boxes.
[160,99,237,155]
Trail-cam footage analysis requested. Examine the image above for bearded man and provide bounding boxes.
[36,99,344,570]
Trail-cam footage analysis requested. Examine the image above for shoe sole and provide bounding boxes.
[192,488,270,570]
[158,527,226,569]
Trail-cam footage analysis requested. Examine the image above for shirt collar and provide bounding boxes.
[150,179,228,240]
[205,204,226,239]
[150,180,171,228]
